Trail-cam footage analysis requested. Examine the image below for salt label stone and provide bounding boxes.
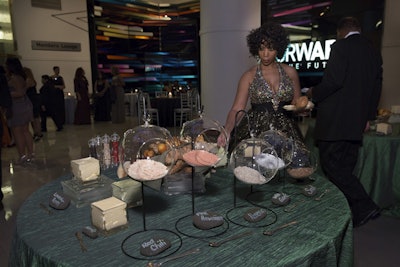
[82,226,98,239]
[192,211,224,230]
[302,185,317,197]
[140,237,171,256]
[244,208,267,222]
[271,192,291,206]
[49,191,70,210]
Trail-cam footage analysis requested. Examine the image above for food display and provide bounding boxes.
[182,149,219,167]
[127,159,169,181]
[259,130,293,169]
[121,124,172,173]
[286,143,317,180]
[180,114,228,168]
[230,137,279,184]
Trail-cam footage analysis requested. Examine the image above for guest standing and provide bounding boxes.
[307,17,383,227]
[73,67,91,125]
[5,57,34,164]
[51,66,65,130]
[39,75,64,132]
[110,66,125,123]
[0,66,12,201]
[24,67,42,141]
[217,22,305,151]
[94,70,111,122]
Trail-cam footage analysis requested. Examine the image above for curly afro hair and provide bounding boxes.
[247,22,289,59]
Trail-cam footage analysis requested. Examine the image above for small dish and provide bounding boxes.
[283,105,296,111]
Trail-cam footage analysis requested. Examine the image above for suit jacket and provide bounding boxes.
[312,34,383,141]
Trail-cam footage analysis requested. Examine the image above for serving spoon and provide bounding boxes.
[147,248,200,267]
[263,221,298,236]
[209,231,253,247]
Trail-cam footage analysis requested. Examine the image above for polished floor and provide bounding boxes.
[1,116,400,267]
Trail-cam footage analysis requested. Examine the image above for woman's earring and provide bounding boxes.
[256,56,260,64]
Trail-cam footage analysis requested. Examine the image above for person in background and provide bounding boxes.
[93,70,111,122]
[73,67,91,125]
[162,81,172,93]
[110,66,126,123]
[24,67,42,141]
[5,56,34,164]
[217,22,306,150]
[306,17,383,227]
[39,75,64,132]
[0,65,12,203]
[51,66,65,131]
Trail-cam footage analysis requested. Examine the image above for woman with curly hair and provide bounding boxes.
[218,22,305,150]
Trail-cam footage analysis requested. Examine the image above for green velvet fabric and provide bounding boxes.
[10,167,353,267]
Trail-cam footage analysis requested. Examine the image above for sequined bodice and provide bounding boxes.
[249,63,294,110]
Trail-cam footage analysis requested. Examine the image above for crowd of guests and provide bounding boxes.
[0,58,110,164]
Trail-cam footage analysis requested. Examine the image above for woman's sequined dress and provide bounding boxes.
[229,63,304,151]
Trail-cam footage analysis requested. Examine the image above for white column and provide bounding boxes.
[200,0,260,124]
[380,0,400,109]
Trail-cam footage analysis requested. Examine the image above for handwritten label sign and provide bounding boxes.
[244,208,267,223]
[192,211,224,230]
[140,237,171,256]
[49,191,70,210]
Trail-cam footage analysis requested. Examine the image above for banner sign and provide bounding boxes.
[280,39,336,74]
[31,40,81,51]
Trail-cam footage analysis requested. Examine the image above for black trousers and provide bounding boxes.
[40,109,63,131]
[317,140,378,220]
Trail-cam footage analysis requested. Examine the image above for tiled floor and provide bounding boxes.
[1,116,399,266]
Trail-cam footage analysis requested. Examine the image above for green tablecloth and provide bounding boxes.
[354,132,400,215]
[10,168,352,267]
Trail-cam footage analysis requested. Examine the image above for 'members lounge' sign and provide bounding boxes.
[280,39,336,73]
[31,40,81,52]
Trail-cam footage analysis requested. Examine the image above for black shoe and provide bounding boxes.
[57,127,63,132]
[353,208,381,228]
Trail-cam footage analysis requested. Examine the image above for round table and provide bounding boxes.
[10,168,353,266]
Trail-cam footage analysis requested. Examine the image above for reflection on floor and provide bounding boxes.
[1,117,399,266]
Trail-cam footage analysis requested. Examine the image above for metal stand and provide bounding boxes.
[120,179,182,261]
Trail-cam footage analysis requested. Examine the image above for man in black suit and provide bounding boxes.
[307,17,383,227]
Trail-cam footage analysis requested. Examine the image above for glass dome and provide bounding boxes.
[121,122,172,173]
[229,137,280,184]
[179,114,229,168]
[258,129,294,169]
[126,137,176,181]
[286,141,318,180]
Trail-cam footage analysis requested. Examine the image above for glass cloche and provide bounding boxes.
[229,137,280,184]
[179,113,229,168]
[121,121,172,175]
[286,141,318,180]
[258,129,294,169]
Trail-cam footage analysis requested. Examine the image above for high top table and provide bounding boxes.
[10,168,353,266]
